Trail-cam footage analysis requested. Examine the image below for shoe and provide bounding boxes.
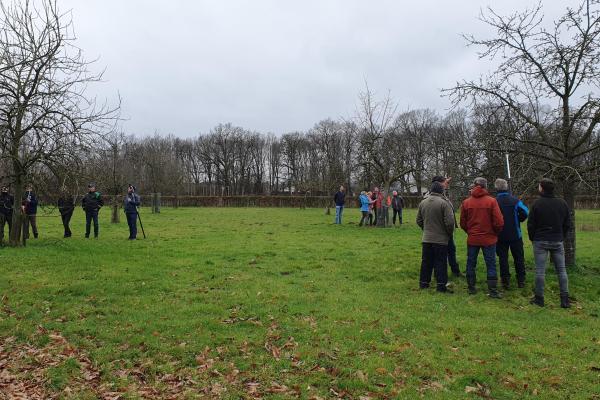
[419,284,430,289]
[560,293,571,309]
[467,275,477,295]
[517,281,525,289]
[487,279,502,299]
[501,277,510,290]
[33,233,38,239]
[452,271,463,278]
[530,295,544,307]
[85,235,89,239]
[437,284,453,294]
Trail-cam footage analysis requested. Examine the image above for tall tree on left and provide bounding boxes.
[0,0,120,246]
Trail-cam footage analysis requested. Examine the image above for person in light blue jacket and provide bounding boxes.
[359,191,373,227]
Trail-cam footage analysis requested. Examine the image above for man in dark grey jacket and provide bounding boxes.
[416,181,456,292]
[124,184,141,240]
[527,178,571,308]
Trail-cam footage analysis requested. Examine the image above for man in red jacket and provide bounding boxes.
[460,177,504,298]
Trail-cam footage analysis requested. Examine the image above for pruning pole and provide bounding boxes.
[505,153,512,192]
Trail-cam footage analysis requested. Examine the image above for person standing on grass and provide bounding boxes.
[22,185,39,239]
[82,183,103,239]
[0,186,14,245]
[391,191,404,225]
[432,176,461,277]
[367,191,374,225]
[358,190,372,227]
[527,178,571,308]
[416,181,456,293]
[124,184,141,240]
[333,185,346,224]
[460,177,504,298]
[494,178,529,289]
[57,191,75,238]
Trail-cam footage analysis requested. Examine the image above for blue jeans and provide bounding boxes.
[335,206,344,224]
[126,212,138,239]
[466,245,497,280]
[533,241,569,297]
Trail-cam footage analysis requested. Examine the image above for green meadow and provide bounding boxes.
[1,207,599,399]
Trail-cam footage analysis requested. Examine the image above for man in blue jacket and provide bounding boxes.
[124,184,141,240]
[494,178,529,289]
[333,185,345,224]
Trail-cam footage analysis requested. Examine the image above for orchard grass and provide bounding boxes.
[1,207,599,399]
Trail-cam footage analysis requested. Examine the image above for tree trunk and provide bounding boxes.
[562,181,576,267]
[9,178,24,247]
[111,197,120,223]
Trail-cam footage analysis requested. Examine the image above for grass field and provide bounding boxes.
[1,207,600,399]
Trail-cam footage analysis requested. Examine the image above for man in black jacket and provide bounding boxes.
[22,185,39,239]
[58,191,75,238]
[124,184,141,240]
[82,183,103,239]
[333,185,345,224]
[527,178,571,308]
[0,186,14,245]
[391,191,404,225]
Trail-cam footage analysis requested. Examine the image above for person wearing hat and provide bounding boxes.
[0,185,14,245]
[22,185,39,239]
[124,184,141,240]
[82,183,103,238]
[416,181,456,292]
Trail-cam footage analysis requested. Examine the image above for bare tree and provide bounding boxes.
[446,0,600,265]
[0,0,119,246]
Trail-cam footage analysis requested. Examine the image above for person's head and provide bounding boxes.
[494,178,508,192]
[373,186,379,192]
[367,191,372,196]
[128,184,135,194]
[88,183,96,192]
[432,175,451,189]
[25,184,32,192]
[393,190,398,196]
[360,190,366,196]
[539,177,555,195]
[339,185,344,192]
[473,177,487,190]
[430,181,444,194]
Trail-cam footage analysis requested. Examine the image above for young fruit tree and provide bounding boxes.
[0,0,119,246]
[446,0,600,266]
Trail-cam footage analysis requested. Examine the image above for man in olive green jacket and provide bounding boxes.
[416,181,456,292]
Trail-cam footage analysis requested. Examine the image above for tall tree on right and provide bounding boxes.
[446,0,600,266]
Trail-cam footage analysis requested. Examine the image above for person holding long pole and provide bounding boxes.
[124,184,141,240]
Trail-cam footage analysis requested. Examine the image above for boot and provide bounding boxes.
[560,293,571,309]
[501,276,510,290]
[517,280,525,289]
[467,275,477,295]
[530,295,544,307]
[487,279,502,299]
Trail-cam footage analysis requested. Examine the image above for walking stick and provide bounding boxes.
[136,206,146,239]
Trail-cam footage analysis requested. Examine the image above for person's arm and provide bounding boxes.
[400,196,404,208]
[527,203,536,241]
[443,202,455,236]
[492,201,504,234]
[459,202,468,232]
[416,204,424,229]
[98,194,104,208]
[562,201,572,239]
[516,200,529,222]
[81,196,86,210]
[134,194,141,207]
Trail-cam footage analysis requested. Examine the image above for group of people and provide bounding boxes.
[0,183,142,244]
[417,176,571,308]
[333,186,405,227]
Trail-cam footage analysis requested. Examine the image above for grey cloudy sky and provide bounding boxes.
[60,0,571,137]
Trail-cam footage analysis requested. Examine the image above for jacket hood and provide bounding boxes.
[471,186,489,198]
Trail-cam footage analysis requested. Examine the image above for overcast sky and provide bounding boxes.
[60,0,572,137]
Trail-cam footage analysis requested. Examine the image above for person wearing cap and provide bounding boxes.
[494,178,529,289]
[22,185,39,239]
[527,178,571,308]
[432,176,461,277]
[124,184,141,240]
[391,190,404,225]
[82,183,103,238]
[416,181,456,292]
[57,190,75,238]
[460,177,504,298]
[0,186,14,245]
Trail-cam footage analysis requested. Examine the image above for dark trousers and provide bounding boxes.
[126,212,138,238]
[24,215,38,239]
[392,208,403,224]
[359,211,369,226]
[419,243,449,291]
[496,239,525,284]
[466,245,497,280]
[85,210,99,237]
[0,213,12,243]
[448,236,460,274]
[61,211,73,237]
